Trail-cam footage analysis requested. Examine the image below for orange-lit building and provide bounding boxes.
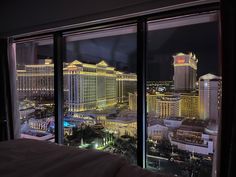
[173,52,198,91]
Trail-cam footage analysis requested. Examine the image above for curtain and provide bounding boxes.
[0,38,12,141]
[0,38,20,141]
[8,42,21,139]
[220,1,236,177]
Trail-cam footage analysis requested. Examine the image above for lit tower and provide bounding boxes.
[173,52,198,91]
[199,73,222,121]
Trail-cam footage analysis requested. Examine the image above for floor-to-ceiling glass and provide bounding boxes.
[15,37,55,141]
[146,13,221,177]
[63,25,138,164]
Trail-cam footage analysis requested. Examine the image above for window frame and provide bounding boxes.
[7,2,221,175]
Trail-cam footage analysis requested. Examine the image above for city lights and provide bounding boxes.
[16,18,221,177]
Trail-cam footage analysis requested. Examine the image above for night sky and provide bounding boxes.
[147,21,220,81]
[65,33,137,73]
[32,21,220,81]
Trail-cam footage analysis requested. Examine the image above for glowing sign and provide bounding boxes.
[176,57,186,64]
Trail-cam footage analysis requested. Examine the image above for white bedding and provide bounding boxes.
[0,139,166,177]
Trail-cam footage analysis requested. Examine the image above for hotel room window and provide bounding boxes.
[14,37,55,142]
[146,13,221,177]
[63,25,137,164]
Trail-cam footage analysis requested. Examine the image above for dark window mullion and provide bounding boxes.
[54,32,64,144]
[137,18,147,168]
[0,38,13,140]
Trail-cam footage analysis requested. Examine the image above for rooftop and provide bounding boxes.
[199,73,222,80]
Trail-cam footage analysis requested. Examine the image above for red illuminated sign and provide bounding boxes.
[176,57,186,64]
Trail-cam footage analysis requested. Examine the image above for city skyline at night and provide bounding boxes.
[15,19,221,177]
[16,50,222,177]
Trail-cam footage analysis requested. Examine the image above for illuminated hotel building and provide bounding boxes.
[128,92,165,113]
[104,118,137,137]
[64,60,118,113]
[199,73,222,121]
[17,59,137,113]
[117,72,137,103]
[147,94,159,113]
[180,93,199,118]
[156,95,181,118]
[17,59,54,100]
[173,52,198,91]
[128,92,137,111]
[147,93,164,113]
[129,93,180,118]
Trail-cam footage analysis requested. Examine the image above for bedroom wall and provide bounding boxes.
[0,0,218,36]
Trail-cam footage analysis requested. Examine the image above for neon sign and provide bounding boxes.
[176,57,186,64]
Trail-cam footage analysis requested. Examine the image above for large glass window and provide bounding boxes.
[63,25,137,164]
[10,10,222,174]
[146,13,221,177]
[15,37,55,142]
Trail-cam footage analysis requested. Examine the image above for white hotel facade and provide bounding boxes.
[17,59,137,114]
[17,59,54,100]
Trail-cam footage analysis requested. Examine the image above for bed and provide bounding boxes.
[0,139,166,177]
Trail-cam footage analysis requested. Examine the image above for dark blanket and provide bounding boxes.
[0,139,165,177]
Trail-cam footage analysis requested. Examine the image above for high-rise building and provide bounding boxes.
[129,93,180,118]
[17,59,54,100]
[147,93,164,113]
[173,52,198,91]
[147,94,159,113]
[117,72,137,103]
[199,73,222,121]
[128,92,165,113]
[180,93,199,118]
[156,95,181,118]
[17,59,137,113]
[128,92,137,111]
[64,60,119,113]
